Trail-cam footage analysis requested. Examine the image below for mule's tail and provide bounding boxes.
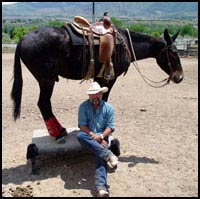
[11,42,23,120]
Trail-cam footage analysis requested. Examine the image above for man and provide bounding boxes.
[77,81,118,197]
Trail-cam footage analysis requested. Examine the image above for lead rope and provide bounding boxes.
[126,29,170,88]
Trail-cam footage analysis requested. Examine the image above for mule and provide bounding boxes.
[11,24,183,142]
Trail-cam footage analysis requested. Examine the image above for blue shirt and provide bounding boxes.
[78,99,115,134]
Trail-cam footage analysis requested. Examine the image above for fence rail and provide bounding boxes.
[177,45,198,57]
[2,43,198,57]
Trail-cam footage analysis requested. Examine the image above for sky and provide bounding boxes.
[2,2,39,5]
[2,2,18,5]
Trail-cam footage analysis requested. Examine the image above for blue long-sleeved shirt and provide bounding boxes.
[78,99,115,134]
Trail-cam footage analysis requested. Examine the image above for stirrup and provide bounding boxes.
[97,64,105,78]
[104,64,115,81]
[97,63,115,80]
[104,72,115,81]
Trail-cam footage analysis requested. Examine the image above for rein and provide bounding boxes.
[126,29,172,88]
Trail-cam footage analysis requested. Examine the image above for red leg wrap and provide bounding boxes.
[45,118,60,137]
[52,115,62,130]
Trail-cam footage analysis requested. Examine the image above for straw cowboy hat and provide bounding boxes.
[87,81,108,94]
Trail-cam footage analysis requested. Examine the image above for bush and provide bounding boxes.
[11,26,37,41]
[48,20,65,27]
[151,31,160,37]
[111,17,123,28]
[129,24,148,33]
[2,33,13,43]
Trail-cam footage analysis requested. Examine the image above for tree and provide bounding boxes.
[180,24,194,37]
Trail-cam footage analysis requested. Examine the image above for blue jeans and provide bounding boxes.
[77,131,112,191]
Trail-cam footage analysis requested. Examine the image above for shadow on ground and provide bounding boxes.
[2,152,159,196]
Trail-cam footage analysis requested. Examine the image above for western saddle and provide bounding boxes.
[69,16,116,81]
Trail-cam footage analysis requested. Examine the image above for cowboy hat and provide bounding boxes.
[86,82,108,94]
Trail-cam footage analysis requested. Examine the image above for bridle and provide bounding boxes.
[126,29,174,88]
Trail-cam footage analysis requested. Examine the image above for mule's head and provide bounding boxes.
[156,29,183,84]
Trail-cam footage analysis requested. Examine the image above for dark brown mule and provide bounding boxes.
[11,25,183,142]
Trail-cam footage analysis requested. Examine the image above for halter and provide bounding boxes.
[126,29,173,88]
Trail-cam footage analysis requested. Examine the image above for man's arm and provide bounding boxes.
[100,127,113,139]
[80,125,95,137]
[80,125,100,142]
[80,125,110,147]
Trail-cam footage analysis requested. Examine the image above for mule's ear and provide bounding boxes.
[171,29,180,42]
[164,29,172,45]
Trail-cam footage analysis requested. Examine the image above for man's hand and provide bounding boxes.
[94,135,108,148]
[91,134,102,143]
[100,139,108,148]
[89,132,108,148]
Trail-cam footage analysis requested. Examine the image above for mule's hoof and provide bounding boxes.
[56,137,66,144]
[60,127,68,136]
[55,128,68,144]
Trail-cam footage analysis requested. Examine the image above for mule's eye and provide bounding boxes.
[169,45,178,53]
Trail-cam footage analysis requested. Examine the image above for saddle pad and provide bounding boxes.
[63,24,100,46]
[63,24,88,45]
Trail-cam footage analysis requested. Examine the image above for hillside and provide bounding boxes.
[2,2,198,20]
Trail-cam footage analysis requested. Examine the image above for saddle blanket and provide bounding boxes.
[63,23,122,46]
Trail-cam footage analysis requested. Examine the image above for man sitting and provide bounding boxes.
[77,82,118,197]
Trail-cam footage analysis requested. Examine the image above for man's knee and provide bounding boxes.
[77,131,87,142]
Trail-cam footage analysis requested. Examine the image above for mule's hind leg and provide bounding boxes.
[38,81,67,143]
[95,77,117,101]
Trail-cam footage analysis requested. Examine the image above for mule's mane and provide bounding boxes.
[131,31,151,40]
[119,28,164,45]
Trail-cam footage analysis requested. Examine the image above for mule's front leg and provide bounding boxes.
[52,116,68,141]
[38,82,67,143]
[45,115,68,143]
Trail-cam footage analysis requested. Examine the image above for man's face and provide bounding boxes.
[89,92,103,106]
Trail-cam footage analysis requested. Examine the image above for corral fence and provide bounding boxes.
[2,39,198,57]
[2,44,17,53]
[175,38,198,57]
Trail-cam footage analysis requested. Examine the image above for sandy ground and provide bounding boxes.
[2,53,198,197]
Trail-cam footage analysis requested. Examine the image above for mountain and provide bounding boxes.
[2,2,198,20]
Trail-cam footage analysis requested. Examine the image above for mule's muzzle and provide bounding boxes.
[171,71,184,84]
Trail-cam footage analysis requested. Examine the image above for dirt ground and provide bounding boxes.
[2,53,198,197]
